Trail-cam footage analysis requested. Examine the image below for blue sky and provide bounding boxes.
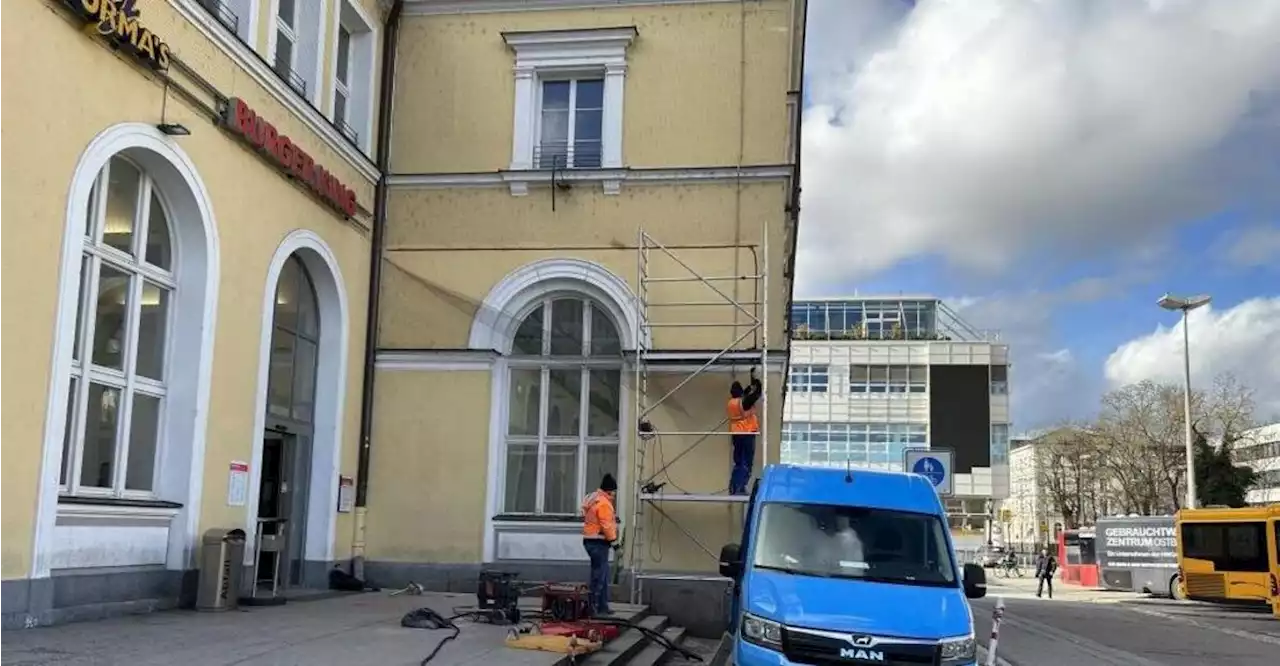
[795,0,1280,432]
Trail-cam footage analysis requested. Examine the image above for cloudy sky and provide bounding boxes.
[797,0,1280,432]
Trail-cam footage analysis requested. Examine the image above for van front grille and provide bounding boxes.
[782,628,940,665]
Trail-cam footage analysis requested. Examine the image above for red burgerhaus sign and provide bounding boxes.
[220,98,359,218]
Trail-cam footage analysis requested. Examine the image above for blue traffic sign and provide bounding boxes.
[912,456,946,487]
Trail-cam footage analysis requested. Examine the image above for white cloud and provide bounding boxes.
[798,0,1280,294]
[1104,297,1280,418]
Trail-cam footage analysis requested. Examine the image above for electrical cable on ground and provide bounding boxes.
[583,616,704,662]
[400,607,464,665]
[406,602,704,664]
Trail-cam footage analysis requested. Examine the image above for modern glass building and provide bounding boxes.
[783,297,1011,534]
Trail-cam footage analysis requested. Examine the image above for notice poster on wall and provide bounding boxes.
[337,476,355,513]
[227,461,250,507]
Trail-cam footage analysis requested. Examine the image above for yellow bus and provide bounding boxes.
[1174,505,1279,615]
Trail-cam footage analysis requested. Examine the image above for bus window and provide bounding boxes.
[1181,522,1270,573]
[1273,522,1279,566]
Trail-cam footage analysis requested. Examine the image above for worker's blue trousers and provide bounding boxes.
[730,434,755,494]
[583,539,612,614]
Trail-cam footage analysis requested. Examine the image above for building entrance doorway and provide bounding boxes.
[256,428,311,590]
[253,253,322,592]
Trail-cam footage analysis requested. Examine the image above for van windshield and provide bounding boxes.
[751,502,957,587]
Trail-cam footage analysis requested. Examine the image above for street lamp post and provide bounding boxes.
[1157,293,1211,510]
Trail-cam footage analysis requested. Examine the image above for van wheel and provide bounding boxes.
[1170,575,1185,601]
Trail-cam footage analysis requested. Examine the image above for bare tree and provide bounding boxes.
[1034,424,1103,529]
[1090,373,1257,514]
[1200,372,1256,438]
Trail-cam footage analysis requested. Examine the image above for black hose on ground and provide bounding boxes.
[584,617,703,662]
[402,607,491,665]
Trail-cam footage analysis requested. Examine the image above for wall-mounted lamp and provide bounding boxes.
[156,76,191,137]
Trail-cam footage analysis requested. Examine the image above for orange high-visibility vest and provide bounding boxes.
[727,398,759,435]
[581,491,618,542]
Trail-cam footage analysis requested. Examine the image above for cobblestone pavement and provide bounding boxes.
[0,592,570,666]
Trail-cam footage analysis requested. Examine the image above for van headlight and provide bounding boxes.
[939,634,976,663]
[741,613,783,649]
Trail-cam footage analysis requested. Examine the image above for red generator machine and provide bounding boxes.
[538,583,621,642]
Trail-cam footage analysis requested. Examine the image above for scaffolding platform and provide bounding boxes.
[628,228,769,602]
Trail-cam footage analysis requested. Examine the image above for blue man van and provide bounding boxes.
[718,465,988,665]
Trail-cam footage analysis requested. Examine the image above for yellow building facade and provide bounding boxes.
[364,0,803,628]
[2,0,389,627]
[2,0,803,630]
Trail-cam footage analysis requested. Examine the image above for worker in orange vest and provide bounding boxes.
[727,367,763,494]
[581,473,619,615]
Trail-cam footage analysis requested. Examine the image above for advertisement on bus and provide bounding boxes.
[1096,515,1178,596]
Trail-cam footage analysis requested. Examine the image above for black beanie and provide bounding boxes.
[600,473,618,492]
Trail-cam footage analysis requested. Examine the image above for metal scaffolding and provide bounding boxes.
[627,228,769,604]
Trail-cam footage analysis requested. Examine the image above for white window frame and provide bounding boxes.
[786,363,829,393]
[782,421,927,469]
[328,0,379,156]
[502,27,637,195]
[992,423,1011,465]
[198,0,258,45]
[268,0,324,103]
[991,364,1009,395]
[533,77,605,170]
[501,297,623,517]
[272,0,300,89]
[849,364,926,395]
[62,157,176,500]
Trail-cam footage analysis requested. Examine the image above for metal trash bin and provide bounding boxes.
[197,528,247,611]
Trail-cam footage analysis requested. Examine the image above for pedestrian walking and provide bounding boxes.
[1034,547,1057,599]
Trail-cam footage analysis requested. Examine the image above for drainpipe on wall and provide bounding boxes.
[352,0,405,581]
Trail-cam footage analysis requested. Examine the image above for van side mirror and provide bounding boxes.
[719,543,743,579]
[963,563,988,599]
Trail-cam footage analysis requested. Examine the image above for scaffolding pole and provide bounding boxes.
[628,227,769,605]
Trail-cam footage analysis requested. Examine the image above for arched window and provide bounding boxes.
[60,156,174,496]
[267,255,320,425]
[505,296,622,515]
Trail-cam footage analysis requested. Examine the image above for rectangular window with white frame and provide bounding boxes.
[850,364,926,394]
[536,78,604,169]
[781,422,927,468]
[503,27,637,182]
[991,423,1011,465]
[198,0,256,44]
[272,0,322,103]
[787,364,829,393]
[330,0,378,155]
[991,364,1009,395]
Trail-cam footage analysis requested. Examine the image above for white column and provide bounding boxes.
[510,66,536,171]
[602,63,627,169]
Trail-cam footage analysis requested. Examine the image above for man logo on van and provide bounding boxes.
[838,647,887,662]
[839,635,886,662]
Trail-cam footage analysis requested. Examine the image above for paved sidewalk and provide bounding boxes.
[986,574,1137,603]
[1,592,579,666]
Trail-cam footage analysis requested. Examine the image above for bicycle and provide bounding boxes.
[997,559,1022,578]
